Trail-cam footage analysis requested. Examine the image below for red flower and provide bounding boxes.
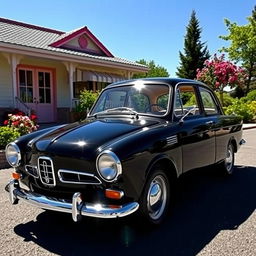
[13,121,20,126]
[3,120,8,125]
[30,114,37,120]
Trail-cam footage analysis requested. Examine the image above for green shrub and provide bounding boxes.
[185,92,234,107]
[224,99,256,123]
[0,126,20,150]
[245,90,256,102]
[215,92,235,107]
[76,90,99,113]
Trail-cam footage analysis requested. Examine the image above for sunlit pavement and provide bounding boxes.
[0,129,255,256]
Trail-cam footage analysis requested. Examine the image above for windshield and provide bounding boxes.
[90,82,171,117]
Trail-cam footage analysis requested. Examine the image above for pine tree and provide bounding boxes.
[252,5,256,20]
[176,10,210,79]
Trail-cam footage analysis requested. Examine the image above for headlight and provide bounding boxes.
[96,150,122,182]
[5,142,21,167]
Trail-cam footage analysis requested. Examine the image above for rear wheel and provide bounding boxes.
[139,167,170,225]
[219,143,235,175]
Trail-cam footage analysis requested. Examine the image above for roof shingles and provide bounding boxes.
[0,18,146,69]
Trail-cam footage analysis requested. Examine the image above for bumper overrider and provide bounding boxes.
[6,179,139,222]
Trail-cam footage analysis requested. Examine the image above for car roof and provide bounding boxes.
[107,77,206,88]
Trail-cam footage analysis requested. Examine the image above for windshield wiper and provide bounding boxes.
[92,107,139,119]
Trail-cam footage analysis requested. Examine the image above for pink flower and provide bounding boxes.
[215,82,220,88]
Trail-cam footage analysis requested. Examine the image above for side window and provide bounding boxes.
[174,85,200,116]
[199,87,219,115]
[157,94,169,110]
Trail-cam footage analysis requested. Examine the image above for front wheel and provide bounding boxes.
[218,143,235,175]
[139,168,170,225]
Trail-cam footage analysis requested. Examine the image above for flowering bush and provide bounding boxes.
[196,54,247,105]
[3,113,39,136]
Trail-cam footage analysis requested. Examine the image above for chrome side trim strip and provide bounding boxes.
[7,179,139,221]
[58,169,102,185]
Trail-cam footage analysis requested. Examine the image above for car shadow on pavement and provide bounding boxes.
[14,165,256,256]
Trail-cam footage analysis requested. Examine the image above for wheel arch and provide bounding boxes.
[146,154,178,183]
[229,136,238,153]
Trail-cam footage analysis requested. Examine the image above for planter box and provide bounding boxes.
[0,150,10,169]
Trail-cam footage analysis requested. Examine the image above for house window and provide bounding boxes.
[19,70,33,103]
[73,81,109,98]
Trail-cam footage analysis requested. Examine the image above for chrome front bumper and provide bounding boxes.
[7,179,139,222]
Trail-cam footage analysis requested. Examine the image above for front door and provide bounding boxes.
[18,68,55,123]
[174,84,216,172]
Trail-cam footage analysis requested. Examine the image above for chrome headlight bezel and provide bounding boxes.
[96,150,122,182]
[5,142,21,167]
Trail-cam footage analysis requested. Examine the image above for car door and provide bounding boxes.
[174,84,216,173]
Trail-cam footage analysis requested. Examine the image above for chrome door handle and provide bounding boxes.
[205,121,214,126]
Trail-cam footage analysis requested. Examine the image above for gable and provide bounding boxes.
[61,34,106,56]
[49,27,113,57]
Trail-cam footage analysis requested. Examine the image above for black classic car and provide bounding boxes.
[5,78,245,224]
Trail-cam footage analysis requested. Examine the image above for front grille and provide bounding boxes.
[38,157,56,186]
[58,169,102,185]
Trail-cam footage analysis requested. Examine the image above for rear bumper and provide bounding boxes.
[7,179,139,222]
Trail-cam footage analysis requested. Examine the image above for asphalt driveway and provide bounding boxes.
[0,129,255,256]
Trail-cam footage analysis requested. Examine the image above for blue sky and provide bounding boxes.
[1,0,255,76]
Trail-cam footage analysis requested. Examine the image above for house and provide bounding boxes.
[0,18,148,123]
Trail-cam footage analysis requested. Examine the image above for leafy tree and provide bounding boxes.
[220,6,256,94]
[176,10,210,79]
[196,54,247,105]
[132,59,169,78]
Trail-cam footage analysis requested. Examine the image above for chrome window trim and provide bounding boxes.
[198,86,220,115]
[25,165,39,178]
[58,169,102,185]
[38,156,56,187]
[96,150,122,182]
[173,81,204,121]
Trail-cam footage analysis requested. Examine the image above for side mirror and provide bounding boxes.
[179,106,197,125]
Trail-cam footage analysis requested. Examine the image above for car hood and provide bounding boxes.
[32,118,161,159]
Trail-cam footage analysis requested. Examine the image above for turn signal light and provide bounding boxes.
[12,172,21,180]
[105,189,124,200]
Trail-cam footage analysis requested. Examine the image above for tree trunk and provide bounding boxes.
[219,90,224,106]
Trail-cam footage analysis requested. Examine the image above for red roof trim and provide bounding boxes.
[49,27,114,57]
[0,17,64,35]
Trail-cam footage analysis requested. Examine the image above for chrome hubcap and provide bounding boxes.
[147,175,167,220]
[225,145,233,173]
